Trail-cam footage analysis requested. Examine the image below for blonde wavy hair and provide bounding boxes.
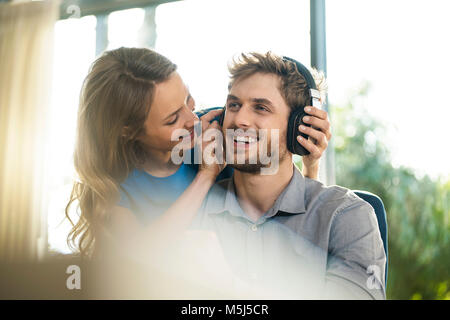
[65,47,177,257]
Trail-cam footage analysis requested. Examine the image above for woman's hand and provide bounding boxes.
[197,109,226,180]
[297,106,332,179]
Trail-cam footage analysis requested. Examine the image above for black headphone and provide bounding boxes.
[219,56,321,156]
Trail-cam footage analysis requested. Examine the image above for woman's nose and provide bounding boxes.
[182,107,198,130]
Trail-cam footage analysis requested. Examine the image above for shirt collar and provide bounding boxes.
[205,176,248,219]
[205,164,306,218]
[265,165,306,217]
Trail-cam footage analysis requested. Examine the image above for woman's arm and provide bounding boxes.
[107,169,216,256]
[298,106,332,180]
[106,110,225,259]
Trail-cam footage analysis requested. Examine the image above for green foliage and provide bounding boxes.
[331,82,450,299]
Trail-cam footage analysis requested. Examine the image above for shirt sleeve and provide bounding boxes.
[324,200,386,300]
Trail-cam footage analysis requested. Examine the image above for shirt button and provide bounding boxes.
[251,224,258,232]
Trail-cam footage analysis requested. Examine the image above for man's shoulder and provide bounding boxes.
[304,178,374,218]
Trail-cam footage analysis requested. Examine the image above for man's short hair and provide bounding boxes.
[228,51,327,111]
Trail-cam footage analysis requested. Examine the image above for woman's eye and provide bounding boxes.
[167,116,178,125]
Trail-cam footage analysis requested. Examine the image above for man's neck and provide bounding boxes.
[233,158,294,222]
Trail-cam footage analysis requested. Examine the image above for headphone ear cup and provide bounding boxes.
[219,108,225,126]
[287,108,310,156]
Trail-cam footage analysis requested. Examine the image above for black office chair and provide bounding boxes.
[353,190,388,287]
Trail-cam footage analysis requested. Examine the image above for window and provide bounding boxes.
[47,15,96,254]
[326,0,450,178]
[47,0,312,254]
[155,0,310,108]
[107,8,145,50]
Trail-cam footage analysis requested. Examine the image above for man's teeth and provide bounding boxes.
[234,136,257,143]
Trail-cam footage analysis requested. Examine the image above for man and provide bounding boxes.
[193,52,386,299]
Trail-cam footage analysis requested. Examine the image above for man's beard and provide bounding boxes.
[226,131,289,174]
[228,162,264,173]
[228,149,288,173]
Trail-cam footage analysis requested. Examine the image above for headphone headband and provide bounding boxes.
[282,56,321,108]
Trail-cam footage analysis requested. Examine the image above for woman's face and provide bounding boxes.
[139,72,198,155]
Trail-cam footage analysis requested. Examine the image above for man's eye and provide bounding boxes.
[227,102,240,109]
[255,104,268,112]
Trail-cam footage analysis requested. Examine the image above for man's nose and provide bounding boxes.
[232,105,252,128]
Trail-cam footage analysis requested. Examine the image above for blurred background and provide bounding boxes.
[0,0,448,299]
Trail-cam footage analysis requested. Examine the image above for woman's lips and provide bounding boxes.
[178,130,195,142]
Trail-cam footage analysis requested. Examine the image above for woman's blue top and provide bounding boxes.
[118,162,232,225]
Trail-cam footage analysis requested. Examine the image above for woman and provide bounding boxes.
[65,47,331,262]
